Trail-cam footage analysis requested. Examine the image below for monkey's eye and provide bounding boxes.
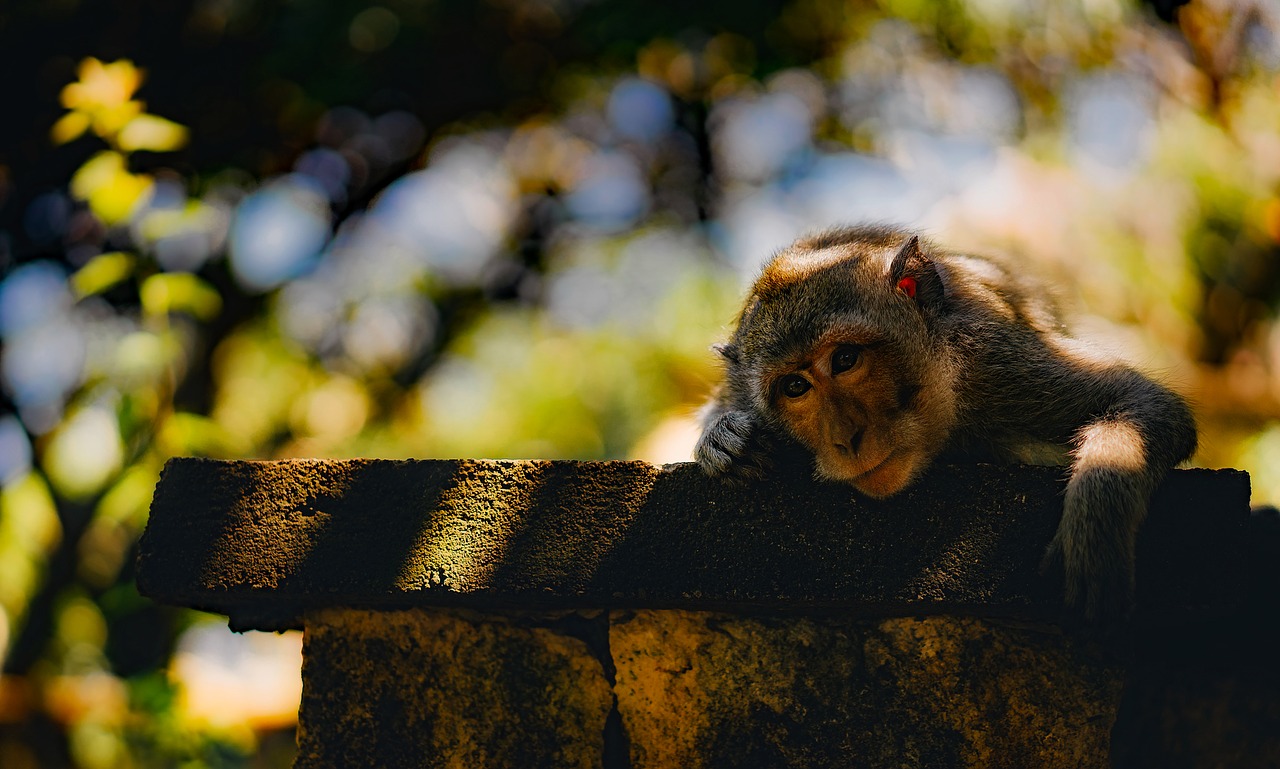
[831,345,863,375]
[779,374,811,398]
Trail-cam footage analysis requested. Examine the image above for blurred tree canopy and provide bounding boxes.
[3,0,1280,766]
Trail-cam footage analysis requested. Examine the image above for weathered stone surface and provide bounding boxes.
[295,608,613,769]
[1137,672,1280,767]
[611,611,1122,769]
[293,607,1128,769]
[137,459,1249,630]
[137,457,1272,768]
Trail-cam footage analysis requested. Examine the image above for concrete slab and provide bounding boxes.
[137,459,1249,631]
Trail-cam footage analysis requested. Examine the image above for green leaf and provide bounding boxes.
[96,463,161,527]
[159,412,242,457]
[43,407,124,501]
[0,472,63,555]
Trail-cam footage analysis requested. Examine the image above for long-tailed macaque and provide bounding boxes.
[695,225,1197,621]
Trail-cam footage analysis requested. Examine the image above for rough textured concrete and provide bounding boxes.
[611,611,1122,768]
[294,606,1133,769]
[137,459,1249,631]
[295,608,613,769]
[137,458,1272,769]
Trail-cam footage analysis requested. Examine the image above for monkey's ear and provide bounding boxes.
[889,235,944,308]
[713,343,740,364]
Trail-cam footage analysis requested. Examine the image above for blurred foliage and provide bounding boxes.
[3,0,1280,766]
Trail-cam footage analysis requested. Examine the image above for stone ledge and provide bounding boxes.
[136,458,1249,631]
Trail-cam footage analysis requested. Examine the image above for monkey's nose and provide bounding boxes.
[834,429,866,455]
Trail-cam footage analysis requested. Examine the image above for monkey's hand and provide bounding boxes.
[1040,467,1146,625]
[693,407,772,481]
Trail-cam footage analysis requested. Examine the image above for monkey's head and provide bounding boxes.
[721,227,959,497]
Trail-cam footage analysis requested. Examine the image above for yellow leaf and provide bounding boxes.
[137,200,208,241]
[0,472,61,616]
[70,151,153,225]
[90,100,144,140]
[117,114,189,152]
[70,151,125,199]
[71,252,136,298]
[114,331,174,384]
[92,173,152,225]
[61,58,142,111]
[51,111,91,145]
[140,273,222,320]
[57,59,148,143]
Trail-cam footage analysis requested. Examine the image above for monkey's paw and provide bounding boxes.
[1039,510,1136,626]
[693,409,771,481]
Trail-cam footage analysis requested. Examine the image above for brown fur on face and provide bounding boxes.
[767,329,955,497]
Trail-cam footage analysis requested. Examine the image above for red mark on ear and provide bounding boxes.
[897,276,917,299]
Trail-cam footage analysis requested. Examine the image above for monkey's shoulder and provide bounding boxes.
[937,250,1066,336]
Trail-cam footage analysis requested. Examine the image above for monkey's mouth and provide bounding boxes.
[852,450,897,483]
[821,448,916,498]
[864,449,896,472]
[818,448,899,490]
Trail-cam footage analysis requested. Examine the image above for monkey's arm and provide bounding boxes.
[1025,356,1197,622]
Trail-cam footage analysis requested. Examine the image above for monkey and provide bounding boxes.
[694,225,1197,623]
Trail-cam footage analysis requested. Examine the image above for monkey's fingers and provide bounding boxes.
[1056,538,1135,626]
[694,410,756,477]
[1072,557,1135,626]
[695,440,774,485]
[722,440,775,483]
[693,433,744,477]
[1041,527,1134,626]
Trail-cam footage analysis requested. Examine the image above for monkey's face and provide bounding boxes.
[767,332,949,497]
[730,229,956,496]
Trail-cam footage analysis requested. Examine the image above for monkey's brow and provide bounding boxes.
[777,337,886,370]
[815,329,885,350]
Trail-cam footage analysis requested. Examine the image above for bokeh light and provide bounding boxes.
[0,416,33,484]
[607,77,675,143]
[563,150,650,231]
[229,177,331,292]
[713,89,813,183]
[1067,72,1156,176]
[171,623,303,730]
[42,406,124,500]
[369,140,518,283]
